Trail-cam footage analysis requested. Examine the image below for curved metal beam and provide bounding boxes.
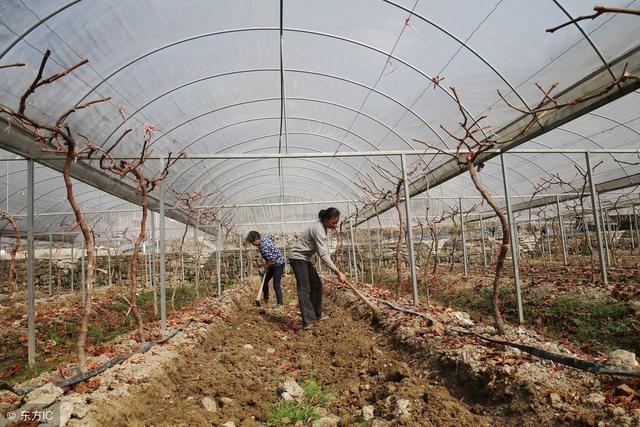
[381,1,534,113]
[99,68,448,149]
[169,133,371,191]
[69,27,483,131]
[220,174,353,206]
[148,96,415,152]
[0,0,82,60]
[181,140,513,201]
[551,0,617,82]
[153,114,398,182]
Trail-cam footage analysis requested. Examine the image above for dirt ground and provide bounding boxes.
[80,279,539,427]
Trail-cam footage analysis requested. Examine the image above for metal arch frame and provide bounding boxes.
[180,140,516,202]
[186,144,371,207]
[2,1,533,119]
[66,27,491,135]
[98,68,449,150]
[0,1,82,60]
[174,132,368,191]
[217,171,354,204]
[31,147,362,226]
[554,125,635,180]
[550,0,617,83]
[203,164,361,202]
[163,115,395,187]
[149,96,417,152]
[218,174,348,207]
[381,1,534,114]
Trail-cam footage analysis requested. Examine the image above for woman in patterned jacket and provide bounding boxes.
[247,231,285,308]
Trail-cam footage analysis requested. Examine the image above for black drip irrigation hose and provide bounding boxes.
[331,281,640,379]
[0,285,242,397]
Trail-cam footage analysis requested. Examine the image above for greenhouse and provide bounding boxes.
[0,1,639,425]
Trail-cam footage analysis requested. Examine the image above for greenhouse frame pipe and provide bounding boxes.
[102,68,448,152]
[635,205,640,247]
[151,212,157,315]
[543,208,552,262]
[629,213,635,249]
[194,215,200,292]
[159,182,167,334]
[367,221,374,286]
[239,236,244,281]
[26,159,35,366]
[501,154,524,324]
[107,248,112,287]
[556,196,569,266]
[479,213,487,268]
[70,242,74,292]
[59,149,640,161]
[217,224,222,295]
[551,0,617,82]
[0,120,195,229]
[81,238,86,304]
[585,152,608,285]
[48,234,53,295]
[354,47,640,226]
[599,200,611,267]
[348,217,358,283]
[459,197,468,279]
[71,26,484,136]
[401,154,419,306]
[5,161,8,212]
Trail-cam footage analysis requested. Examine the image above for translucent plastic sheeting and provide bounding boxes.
[0,0,639,236]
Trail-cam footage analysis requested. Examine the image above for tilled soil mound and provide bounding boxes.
[83,282,530,426]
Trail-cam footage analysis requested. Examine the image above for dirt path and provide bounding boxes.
[84,283,527,426]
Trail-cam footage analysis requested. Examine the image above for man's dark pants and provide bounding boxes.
[262,263,284,305]
[289,259,323,327]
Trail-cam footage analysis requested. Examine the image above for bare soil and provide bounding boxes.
[83,279,538,426]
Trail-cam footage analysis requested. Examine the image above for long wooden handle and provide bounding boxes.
[342,279,381,320]
[256,272,267,301]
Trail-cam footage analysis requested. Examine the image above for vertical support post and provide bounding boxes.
[543,207,552,262]
[458,197,468,278]
[5,160,9,212]
[26,159,35,365]
[70,241,74,292]
[107,248,112,286]
[501,154,524,324]
[634,205,640,249]
[629,212,635,249]
[150,211,157,313]
[193,215,200,291]
[479,213,487,268]
[400,154,419,306]
[217,224,222,295]
[556,196,569,265]
[599,199,611,267]
[48,234,53,296]
[81,238,86,304]
[585,152,608,285]
[239,235,244,281]
[159,182,167,334]
[348,218,358,283]
[367,221,374,285]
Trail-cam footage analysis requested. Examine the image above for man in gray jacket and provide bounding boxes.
[289,208,348,329]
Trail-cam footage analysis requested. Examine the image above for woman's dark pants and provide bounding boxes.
[262,263,284,305]
[290,259,323,327]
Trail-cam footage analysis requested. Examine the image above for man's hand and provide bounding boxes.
[335,271,348,284]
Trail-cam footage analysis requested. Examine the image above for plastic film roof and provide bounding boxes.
[0,0,640,237]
